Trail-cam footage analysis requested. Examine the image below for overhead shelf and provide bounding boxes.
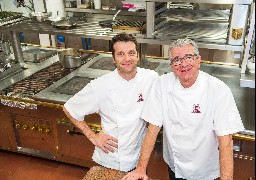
[0,20,244,52]
[65,8,146,17]
[145,0,253,4]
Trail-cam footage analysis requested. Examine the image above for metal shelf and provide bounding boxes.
[65,8,146,17]
[146,0,253,4]
[0,20,244,52]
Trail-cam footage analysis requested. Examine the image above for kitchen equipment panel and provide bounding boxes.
[12,113,56,157]
[56,113,101,167]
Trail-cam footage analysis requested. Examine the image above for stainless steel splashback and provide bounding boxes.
[155,9,230,44]
[154,5,249,45]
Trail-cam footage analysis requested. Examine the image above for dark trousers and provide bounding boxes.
[168,166,220,180]
[168,167,185,180]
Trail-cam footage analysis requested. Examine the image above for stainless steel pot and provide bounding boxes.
[58,48,82,68]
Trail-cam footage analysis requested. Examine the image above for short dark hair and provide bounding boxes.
[110,33,139,55]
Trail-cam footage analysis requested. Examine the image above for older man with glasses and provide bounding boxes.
[123,38,244,180]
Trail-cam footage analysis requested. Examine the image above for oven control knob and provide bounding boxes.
[96,128,101,133]
[23,124,28,130]
[45,128,51,134]
[91,127,96,133]
[38,128,44,133]
[31,126,36,131]
[16,123,21,129]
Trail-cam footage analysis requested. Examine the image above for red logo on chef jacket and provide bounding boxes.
[192,104,201,113]
[137,93,144,102]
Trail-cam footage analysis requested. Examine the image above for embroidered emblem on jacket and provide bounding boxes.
[192,104,201,113]
[137,93,144,102]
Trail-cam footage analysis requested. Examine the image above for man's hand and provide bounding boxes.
[92,131,118,153]
[122,167,148,180]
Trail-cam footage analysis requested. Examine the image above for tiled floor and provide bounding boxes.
[0,150,89,180]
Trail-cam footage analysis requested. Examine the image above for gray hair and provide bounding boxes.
[168,38,199,60]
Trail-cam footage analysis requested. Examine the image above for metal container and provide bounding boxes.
[58,48,82,68]
[23,48,58,62]
[30,12,50,22]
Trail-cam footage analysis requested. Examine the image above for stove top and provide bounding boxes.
[2,62,72,96]
[1,52,99,96]
[141,61,161,70]
[89,57,116,71]
[52,76,94,95]
[89,57,161,71]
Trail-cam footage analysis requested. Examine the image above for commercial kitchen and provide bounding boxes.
[0,0,255,179]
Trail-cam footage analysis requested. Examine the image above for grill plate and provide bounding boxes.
[52,76,93,95]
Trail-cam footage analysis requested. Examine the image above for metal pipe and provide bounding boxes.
[146,2,155,39]
[10,31,25,68]
[43,0,47,12]
[139,43,148,66]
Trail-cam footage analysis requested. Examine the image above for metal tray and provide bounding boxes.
[23,48,58,63]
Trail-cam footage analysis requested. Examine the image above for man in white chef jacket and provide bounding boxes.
[123,38,244,180]
[63,33,158,172]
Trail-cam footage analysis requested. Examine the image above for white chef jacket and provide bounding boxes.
[64,67,158,172]
[141,71,244,180]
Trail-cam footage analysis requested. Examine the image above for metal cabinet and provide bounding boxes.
[233,136,255,179]
[0,105,16,150]
[56,113,100,167]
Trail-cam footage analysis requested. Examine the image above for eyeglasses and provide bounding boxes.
[171,54,197,66]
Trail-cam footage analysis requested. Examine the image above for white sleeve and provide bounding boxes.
[213,84,244,136]
[64,82,99,121]
[141,79,163,127]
